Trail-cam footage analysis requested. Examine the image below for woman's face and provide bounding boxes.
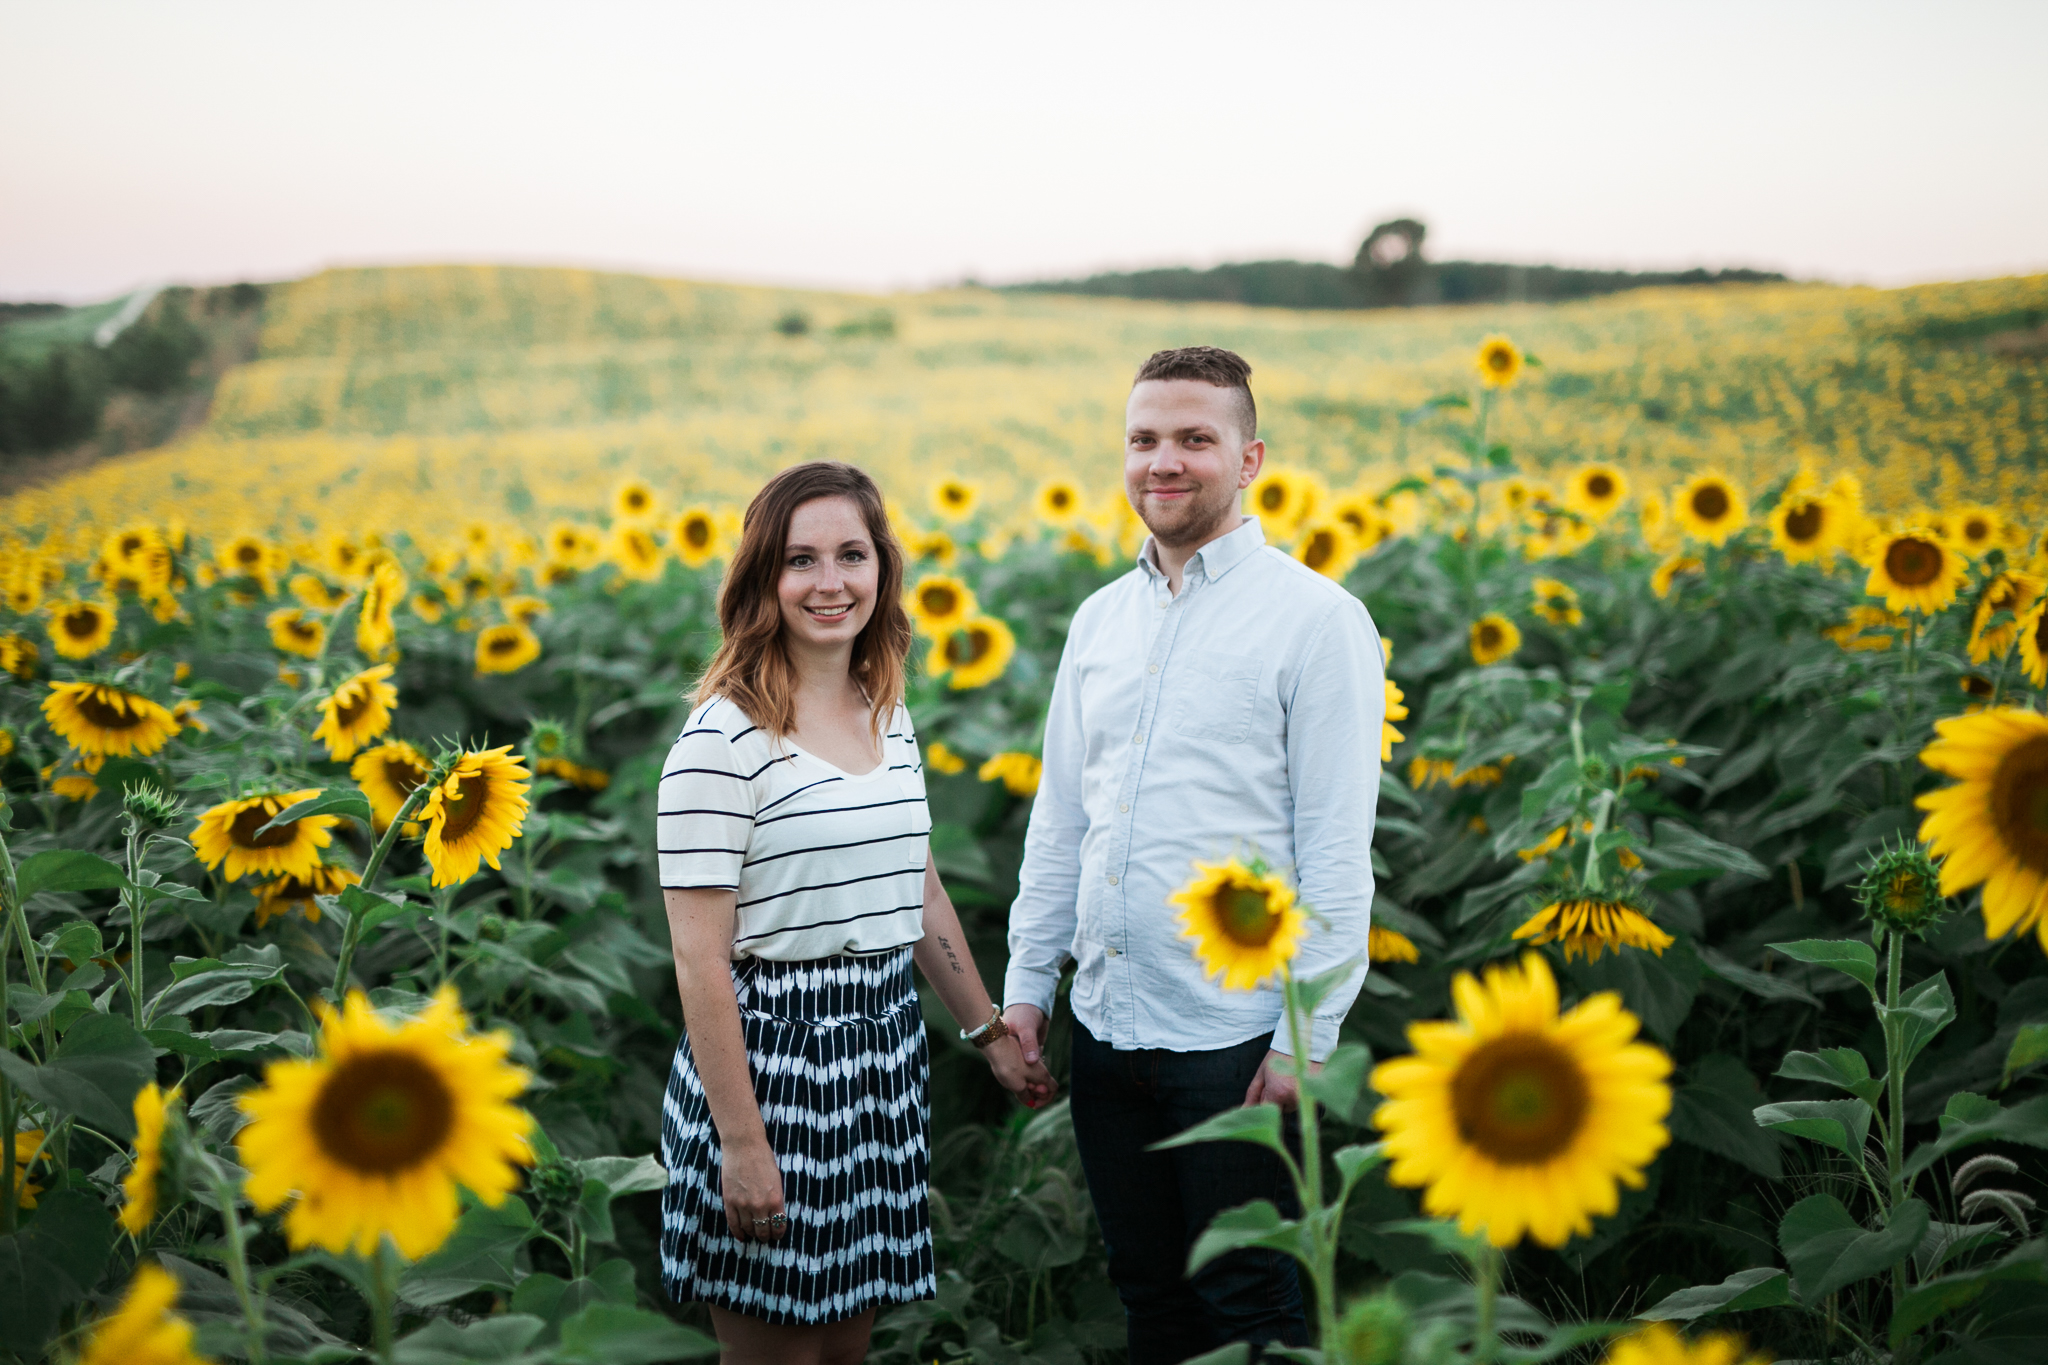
[778,495,879,654]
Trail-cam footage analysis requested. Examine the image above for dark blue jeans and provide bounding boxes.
[1069,1019,1309,1365]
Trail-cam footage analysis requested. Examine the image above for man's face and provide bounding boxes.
[1124,379,1264,548]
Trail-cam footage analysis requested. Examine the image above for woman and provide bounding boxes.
[657,460,1055,1365]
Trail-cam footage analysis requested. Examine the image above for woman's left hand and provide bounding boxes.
[982,1034,1058,1108]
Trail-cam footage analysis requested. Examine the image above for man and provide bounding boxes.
[1003,346,1383,1363]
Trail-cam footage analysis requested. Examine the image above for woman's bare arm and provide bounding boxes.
[665,886,786,1241]
[911,856,1057,1106]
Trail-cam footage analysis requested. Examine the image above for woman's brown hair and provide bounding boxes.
[694,461,913,738]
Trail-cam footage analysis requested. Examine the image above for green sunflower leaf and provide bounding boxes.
[255,788,373,836]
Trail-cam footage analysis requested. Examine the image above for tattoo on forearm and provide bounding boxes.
[937,935,965,975]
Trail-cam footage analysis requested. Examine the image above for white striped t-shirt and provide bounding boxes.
[656,696,931,961]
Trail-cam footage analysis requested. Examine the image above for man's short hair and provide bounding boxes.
[1132,346,1257,442]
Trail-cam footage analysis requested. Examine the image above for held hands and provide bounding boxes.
[1243,1049,1320,1112]
[720,1134,789,1244]
[996,1005,1058,1108]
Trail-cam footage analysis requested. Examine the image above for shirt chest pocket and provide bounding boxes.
[1170,650,1263,745]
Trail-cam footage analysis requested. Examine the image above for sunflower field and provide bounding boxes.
[3,299,2048,1365]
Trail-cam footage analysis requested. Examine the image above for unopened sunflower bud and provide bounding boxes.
[1855,839,1949,938]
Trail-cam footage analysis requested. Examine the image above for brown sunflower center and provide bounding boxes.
[61,608,104,639]
[1689,485,1730,521]
[1215,885,1281,946]
[1450,1033,1591,1164]
[289,619,319,641]
[384,756,427,795]
[485,631,521,657]
[626,490,648,510]
[920,585,958,616]
[230,804,302,849]
[333,686,377,728]
[1965,518,1991,544]
[1586,473,1614,500]
[311,1048,455,1174]
[946,628,991,667]
[438,772,491,842]
[1485,347,1512,374]
[1051,488,1073,509]
[1784,501,1825,542]
[118,534,145,557]
[235,543,262,565]
[1989,736,2048,874]
[942,485,967,507]
[1885,537,1942,587]
[1303,531,1338,571]
[74,690,142,729]
[1259,484,1287,511]
[1962,674,1996,699]
[683,518,711,548]
[1478,623,1502,650]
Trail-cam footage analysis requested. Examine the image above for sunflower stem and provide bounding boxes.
[1281,973,1340,1352]
[1883,928,1912,1303]
[367,1240,398,1365]
[2,915,16,1237]
[1472,1242,1501,1364]
[207,1155,268,1363]
[122,813,147,1028]
[332,780,437,999]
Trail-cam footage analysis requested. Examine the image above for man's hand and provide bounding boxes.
[1003,1004,1047,1065]
[1243,1049,1320,1111]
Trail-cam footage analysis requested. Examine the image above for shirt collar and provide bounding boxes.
[1138,515,1266,584]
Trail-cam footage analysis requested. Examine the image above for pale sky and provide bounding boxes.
[4,0,2045,304]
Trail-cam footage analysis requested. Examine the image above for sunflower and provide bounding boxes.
[534,756,610,790]
[420,747,531,888]
[1530,577,1582,627]
[1768,491,1842,565]
[930,477,979,522]
[0,634,39,679]
[609,524,665,582]
[926,741,968,775]
[907,574,977,637]
[904,526,958,566]
[1942,505,2004,557]
[77,1263,211,1365]
[1474,335,1523,389]
[1603,1323,1767,1365]
[1409,756,1455,788]
[671,507,722,569]
[12,1128,45,1208]
[1512,897,1675,962]
[46,599,117,659]
[261,607,324,659]
[352,740,432,831]
[1369,924,1421,964]
[1246,467,1309,532]
[191,789,336,883]
[1866,527,1968,615]
[322,535,367,581]
[1370,952,1672,1248]
[4,566,42,615]
[1968,572,2045,663]
[1035,480,1084,527]
[1293,521,1358,581]
[356,559,406,659]
[475,623,541,675]
[929,615,1016,690]
[614,477,659,522]
[1637,492,1679,552]
[118,1083,178,1235]
[41,682,180,763]
[1916,708,2048,950]
[1470,614,1521,666]
[1564,465,1628,521]
[253,862,360,929]
[1671,474,1747,545]
[409,593,446,624]
[289,573,345,609]
[52,773,100,802]
[1519,825,1571,861]
[2020,602,2048,687]
[977,751,1042,797]
[217,533,279,588]
[237,985,534,1259]
[1169,858,1307,991]
[1382,678,1408,762]
[311,664,397,762]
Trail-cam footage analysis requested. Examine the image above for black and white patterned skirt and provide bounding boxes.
[659,947,935,1325]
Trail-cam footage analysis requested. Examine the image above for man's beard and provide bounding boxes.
[1136,482,1239,549]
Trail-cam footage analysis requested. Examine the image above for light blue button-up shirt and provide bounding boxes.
[1003,515,1383,1061]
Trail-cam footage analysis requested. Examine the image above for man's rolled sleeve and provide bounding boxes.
[1270,597,1383,1061]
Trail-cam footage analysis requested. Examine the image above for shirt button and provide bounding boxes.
[1106,874,1119,886]
[1148,664,1159,674]
[1132,733,1143,745]
[1119,802,1130,813]
[1105,946,1121,957]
